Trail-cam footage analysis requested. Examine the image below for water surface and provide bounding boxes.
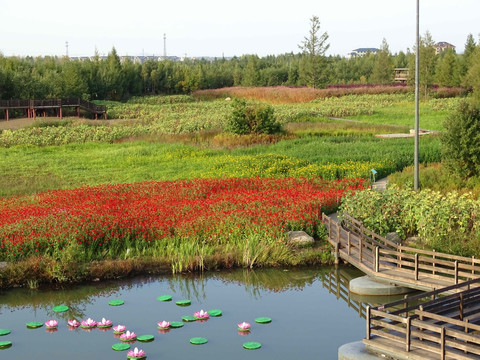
[0,267,373,360]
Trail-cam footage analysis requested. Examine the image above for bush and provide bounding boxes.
[226,99,282,135]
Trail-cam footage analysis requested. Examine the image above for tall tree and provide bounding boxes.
[460,33,477,79]
[409,31,437,96]
[370,38,394,84]
[435,48,459,87]
[298,15,329,88]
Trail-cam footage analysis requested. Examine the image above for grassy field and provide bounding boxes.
[0,89,465,287]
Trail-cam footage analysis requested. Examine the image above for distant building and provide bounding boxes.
[348,48,380,59]
[434,42,455,55]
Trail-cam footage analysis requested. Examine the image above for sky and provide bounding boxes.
[1,0,479,58]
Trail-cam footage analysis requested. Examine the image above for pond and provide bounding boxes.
[0,266,386,360]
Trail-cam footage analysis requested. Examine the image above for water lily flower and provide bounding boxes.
[67,319,80,327]
[157,320,170,329]
[194,310,209,319]
[98,318,112,328]
[45,320,58,329]
[237,322,251,331]
[113,324,126,334]
[127,347,146,359]
[120,330,137,341]
[81,318,97,328]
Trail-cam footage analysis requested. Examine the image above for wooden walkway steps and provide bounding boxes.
[323,213,480,293]
[323,213,480,359]
[0,98,107,120]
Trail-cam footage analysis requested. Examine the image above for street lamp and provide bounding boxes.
[414,0,420,191]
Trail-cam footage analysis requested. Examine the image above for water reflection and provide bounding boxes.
[0,266,389,318]
[0,266,376,360]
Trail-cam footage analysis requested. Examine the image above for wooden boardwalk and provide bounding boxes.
[0,98,107,120]
[323,213,480,359]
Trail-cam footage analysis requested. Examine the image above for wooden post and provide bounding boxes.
[404,294,409,317]
[433,249,436,276]
[406,317,411,352]
[375,246,379,272]
[415,253,419,280]
[347,232,351,256]
[440,326,446,360]
[472,256,475,279]
[455,260,458,284]
[366,306,371,340]
[334,242,339,265]
[5,109,8,121]
[459,293,464,321]
[399,247,402,268]
[359,237,363,263]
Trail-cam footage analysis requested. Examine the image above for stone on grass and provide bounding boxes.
[385,232,402,245]
[287,231,315,247]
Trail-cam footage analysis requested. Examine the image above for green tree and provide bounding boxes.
[409,31,437,96]
[460,33,477,78]
[370,38,394,84]
[442,99,480,178]
[435,48,459,87]
[298,15,330,88]
[242,55,260,86]
[463,47,480,98]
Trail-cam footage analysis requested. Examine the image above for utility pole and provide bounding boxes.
[414,0,420,191]
[163,33,167,58]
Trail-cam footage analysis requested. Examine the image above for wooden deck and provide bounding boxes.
[323,213,480,293]
[323,213,480,359]
[0,98,107,120]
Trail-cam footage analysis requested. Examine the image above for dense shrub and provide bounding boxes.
[226,99,282,135]
[339,186,480,256]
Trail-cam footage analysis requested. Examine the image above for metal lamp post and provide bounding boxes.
[414,0,420,191]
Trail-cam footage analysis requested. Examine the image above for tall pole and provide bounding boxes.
[414,0,420,191]
[163,34,167,58]
[65,41,69,57]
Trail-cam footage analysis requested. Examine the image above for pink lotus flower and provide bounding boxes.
[120,330,137,341]
[81,318,97,328]
[113,324,126,334]
[157,320,170,329]
[97,318,112,328]
[127,347,146,359]
[45,320,58,329]
[194,310,209,319]
[67,319,80,327]
[237,322,251,331]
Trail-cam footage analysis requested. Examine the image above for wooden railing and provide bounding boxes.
[0,98,106,114]
[323,213,480,291]
[365,278,480,359]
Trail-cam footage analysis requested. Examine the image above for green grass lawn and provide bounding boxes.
[0,134,442,197]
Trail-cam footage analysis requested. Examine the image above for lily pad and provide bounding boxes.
[52,305,69,312]
[169,321,184,328]
[176,299,191,306]
[112,343,130,351]
[0,341,12,349]
[0,329,10,336]
[137,335,154,342]
[208,309,222,317]
[109,299,125,306]
[182,315,197,322]
[157,295,172,302]
[26,322,43,329]
[243,341,261,350]
[190,337,208,345]
[255,317,272,324]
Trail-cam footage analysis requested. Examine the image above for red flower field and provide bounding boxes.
[0,177,366,261]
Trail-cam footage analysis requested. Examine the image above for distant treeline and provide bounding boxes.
[1,33,479,101]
